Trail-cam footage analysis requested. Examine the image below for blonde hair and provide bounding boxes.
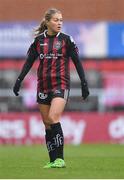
[34,8,61,36]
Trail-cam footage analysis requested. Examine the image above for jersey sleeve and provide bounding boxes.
[67,36,86,84]
[26,38,39,61]
[18,38,39,81]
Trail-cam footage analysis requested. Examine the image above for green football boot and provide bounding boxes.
[52,158,66,168]
[43,162,54,168]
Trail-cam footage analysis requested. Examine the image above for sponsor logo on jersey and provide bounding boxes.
[40,53,63,60]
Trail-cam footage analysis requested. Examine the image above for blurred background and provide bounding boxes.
[0,0,124,145]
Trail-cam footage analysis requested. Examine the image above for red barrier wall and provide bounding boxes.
[0,112,124,145]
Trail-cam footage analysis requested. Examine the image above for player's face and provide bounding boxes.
[47,13,63,34]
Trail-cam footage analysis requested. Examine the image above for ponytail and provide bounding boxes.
[34,19,47,37]
[34,8,61,37]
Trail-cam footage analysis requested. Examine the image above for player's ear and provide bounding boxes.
[45,20,49,26]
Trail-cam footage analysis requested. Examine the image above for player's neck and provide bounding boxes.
[47,29,58,36]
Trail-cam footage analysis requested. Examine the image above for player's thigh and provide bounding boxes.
[48,97,66,123]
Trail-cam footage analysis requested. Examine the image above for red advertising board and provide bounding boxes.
[0,112,124,144]
[102,72,124,106]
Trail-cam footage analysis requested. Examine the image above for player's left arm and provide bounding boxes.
[67,36,90,100]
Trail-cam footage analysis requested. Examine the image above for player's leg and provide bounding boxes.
[47,90,69,168]
[37,91,57,167]
[38,103,50,129]
[48,89,69,124]
[38,103,58,168]
[48,97,66,168]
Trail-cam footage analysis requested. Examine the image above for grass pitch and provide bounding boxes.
[0,144,124,179]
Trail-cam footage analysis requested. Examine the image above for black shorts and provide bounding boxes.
[37,89,69,105]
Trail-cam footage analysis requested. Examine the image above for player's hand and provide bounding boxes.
[13,78,21,96]
[81,80,90,100]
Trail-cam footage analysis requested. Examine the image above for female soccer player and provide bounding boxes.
[13,8,89,168]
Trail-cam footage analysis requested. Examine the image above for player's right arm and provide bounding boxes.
[13,38,39,96]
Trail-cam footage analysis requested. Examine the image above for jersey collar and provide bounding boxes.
[44,30,60,38]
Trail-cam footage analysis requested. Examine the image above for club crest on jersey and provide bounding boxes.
[53,41,62,50]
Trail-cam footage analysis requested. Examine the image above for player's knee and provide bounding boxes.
[48,113,60,124]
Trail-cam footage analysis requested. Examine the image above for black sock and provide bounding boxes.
[45,129,57,162]
[51,122,64,160]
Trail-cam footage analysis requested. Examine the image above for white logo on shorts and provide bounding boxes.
[38,92,48,99]
[54,90,61,94]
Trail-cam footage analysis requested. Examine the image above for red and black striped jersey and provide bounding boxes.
[18,30,86,93]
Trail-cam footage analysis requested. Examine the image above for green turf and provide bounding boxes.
[0,144,124,179]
